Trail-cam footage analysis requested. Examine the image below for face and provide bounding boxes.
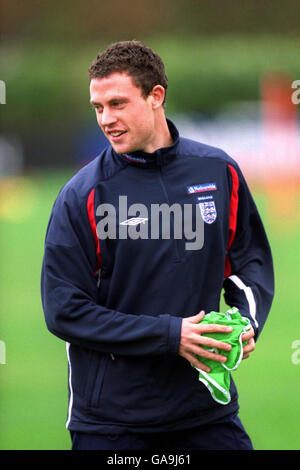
[90,72,158,154]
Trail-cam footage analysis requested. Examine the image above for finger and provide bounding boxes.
[187,344,228,363]
[242,346,252,356]
[243,337,255,349]
[243,338,255,354]
[181,351,211,373]
[242,340,255,360]
[198,323,233,334]
[242,345,254,357]
[195,334,232,352]
[242,328,255,340]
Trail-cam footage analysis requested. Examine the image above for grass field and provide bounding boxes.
[0,169,299,450]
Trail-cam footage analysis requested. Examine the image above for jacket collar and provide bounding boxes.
[112,119,179,167]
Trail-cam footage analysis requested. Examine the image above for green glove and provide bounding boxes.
[194,307,251,405]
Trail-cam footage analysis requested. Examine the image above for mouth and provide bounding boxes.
[107,130,127,142]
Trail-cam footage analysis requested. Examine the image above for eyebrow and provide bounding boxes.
[90,97,129,106]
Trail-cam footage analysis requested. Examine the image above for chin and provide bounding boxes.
[112,143,136,155]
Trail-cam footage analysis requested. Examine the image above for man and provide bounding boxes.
[41,41,274,450]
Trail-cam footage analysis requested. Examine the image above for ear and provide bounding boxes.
[149,85,165,109]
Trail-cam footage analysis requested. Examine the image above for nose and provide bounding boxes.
[100,107,117,127]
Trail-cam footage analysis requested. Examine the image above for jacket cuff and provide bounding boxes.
[167,316,182,354]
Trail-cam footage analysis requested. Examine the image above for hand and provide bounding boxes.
[179,310,234,373]
[241,327,255,359]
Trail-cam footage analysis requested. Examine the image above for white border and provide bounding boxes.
[228,274,258,328]
[65,342,73,429]
[197,369,231,405]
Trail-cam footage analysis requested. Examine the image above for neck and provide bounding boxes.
[143,113,173,153]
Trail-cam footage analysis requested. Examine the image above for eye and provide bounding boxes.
[112,100,125,108]
[93,105,103,113]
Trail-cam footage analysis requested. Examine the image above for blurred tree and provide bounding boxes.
[1,0,300,43]
[1,0,300,167]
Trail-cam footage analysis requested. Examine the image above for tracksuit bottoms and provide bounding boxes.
[70,412,253,450]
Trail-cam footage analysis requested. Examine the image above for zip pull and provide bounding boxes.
[110,353,115,360]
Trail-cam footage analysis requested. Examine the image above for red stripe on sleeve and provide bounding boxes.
[224,164,239,278]
[87,188,102,273]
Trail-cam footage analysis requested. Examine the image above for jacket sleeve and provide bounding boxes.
[41,186,182,356]
[223,163,274,340]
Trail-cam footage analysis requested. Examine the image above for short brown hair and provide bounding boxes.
[88,40,168,103]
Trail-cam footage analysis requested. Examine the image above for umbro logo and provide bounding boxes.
[120,217,148,226]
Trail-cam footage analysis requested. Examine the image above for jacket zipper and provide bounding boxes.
[157,167,181,261]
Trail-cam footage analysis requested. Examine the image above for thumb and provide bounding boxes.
[189,310,205,323]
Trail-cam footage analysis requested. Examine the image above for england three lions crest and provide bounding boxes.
[199,200,217,224]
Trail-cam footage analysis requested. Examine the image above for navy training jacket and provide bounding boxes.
[41,120,274,434]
